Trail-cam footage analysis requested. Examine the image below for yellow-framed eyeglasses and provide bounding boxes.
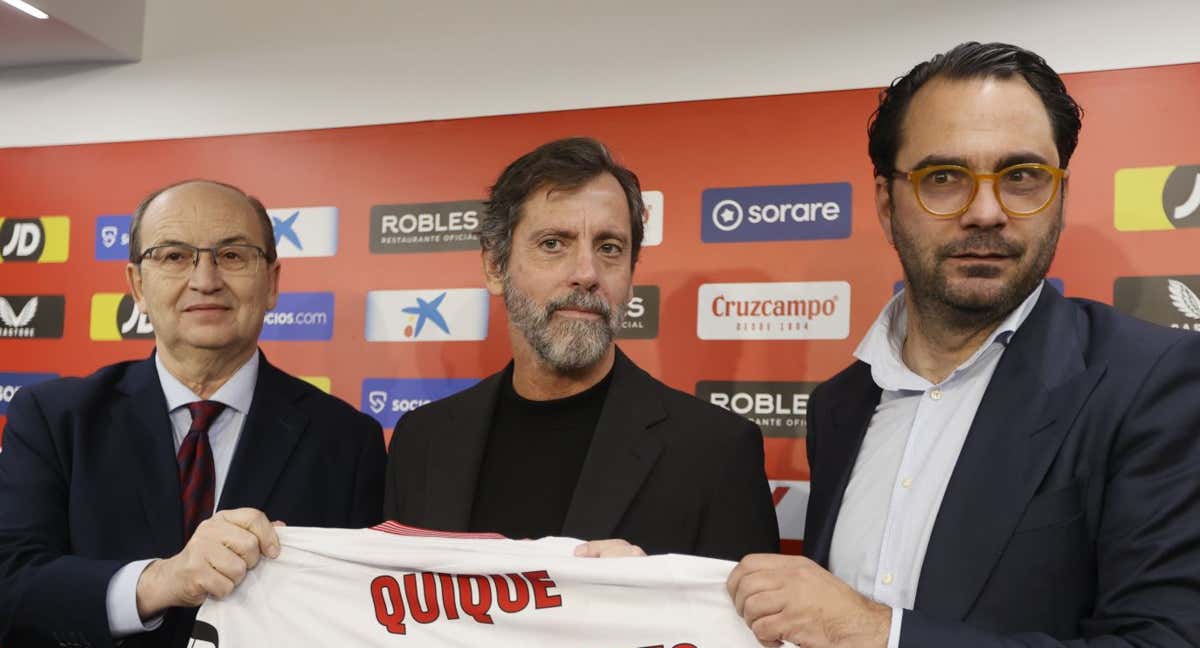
[893,163,1068,218]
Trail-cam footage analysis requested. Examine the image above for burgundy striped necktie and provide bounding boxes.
[178,400,225,542]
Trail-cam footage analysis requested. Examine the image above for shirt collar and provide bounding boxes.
[854,282,1045,391]
[155,350,260,414]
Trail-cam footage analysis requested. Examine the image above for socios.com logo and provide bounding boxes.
[0,217,70,263]
[261,292,335,341]
[365,289,489,342]
[361,378,480,428]
[701,183,851,243]
[95,215,132,261]
[0,372,58,416]
[267,207,339,258]
[1115,164,1200,231]
[90,293,154,340]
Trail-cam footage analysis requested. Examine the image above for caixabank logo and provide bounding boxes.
[1113,275,1200,331]
[701,183,851,243]
[90,293,154,340]
[365,289,490,342]
[0,372,59,416]
[0,296,65,339]
[770,479,810,550]
[370,201,483,253]
[695,380,819,438]
[95,215,132,261]
[268,207,339,258]
[361,378,480,428]
[697,282,850,340]
[1115,164,1200,231]
[617,285,660,340]
[0,217,70,263]
[261,292,335,341]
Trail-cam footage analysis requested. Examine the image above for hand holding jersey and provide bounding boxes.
[136,508,281,620]
[727,554,890,648]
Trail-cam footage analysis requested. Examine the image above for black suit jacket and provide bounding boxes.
[0,352,386,648]
[384,348,779,561]
[803,284,1200,646]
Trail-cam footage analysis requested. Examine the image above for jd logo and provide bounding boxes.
[117,295,154,336]
[1,222,43,260]
[1164,165,1200,224]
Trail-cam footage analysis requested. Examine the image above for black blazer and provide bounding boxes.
[384,348,779,561]
[803,283,1200,646]
[0,352,386,648]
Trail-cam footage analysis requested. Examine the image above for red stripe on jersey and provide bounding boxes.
[371,521,508,540]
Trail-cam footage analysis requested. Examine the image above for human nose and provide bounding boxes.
[187,249,225,292]
[959,175,1008,228]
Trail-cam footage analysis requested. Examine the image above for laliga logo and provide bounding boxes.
[368,391,388,414]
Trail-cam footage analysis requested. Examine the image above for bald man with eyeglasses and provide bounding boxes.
[726,42,1200,648]
[0,180,386,648]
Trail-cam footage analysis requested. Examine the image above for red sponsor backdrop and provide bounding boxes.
[1,63,1198,552]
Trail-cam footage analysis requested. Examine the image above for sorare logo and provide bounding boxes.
[701,183,851,243]
[697,282,850,340]
[0,217,70,263]
[94,215,132,260]
[261,292,335,341]
[1113,275,1200,331]
[0,296,65,339]
[370,201,484,253]
[90,293,154,340]
[361,378,480,428]
[267,207,339,258]
[617,285,660,340]
[365,289,489,342]
[696,380,819,438]
[0,372,58,416]
[1115,164,1200,231]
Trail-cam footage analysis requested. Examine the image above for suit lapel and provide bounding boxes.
[807,362,880,567]
[114,355,184,554]
[421,369,506,531]
[914,285,1101,619]
[218,356,306,512]
[561,349,666,540]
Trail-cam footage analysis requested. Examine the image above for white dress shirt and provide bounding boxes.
[829,285,1042,648]
[104,352,259,637]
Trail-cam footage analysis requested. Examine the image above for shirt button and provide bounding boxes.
[930,388,943,401]
[901,477,913,489]
[882,573,894,585]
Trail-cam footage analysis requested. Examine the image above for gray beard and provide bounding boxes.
[502,275,626,373]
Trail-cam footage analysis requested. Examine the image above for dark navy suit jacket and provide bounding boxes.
[803,283,1200,646]
[0,352,386,648]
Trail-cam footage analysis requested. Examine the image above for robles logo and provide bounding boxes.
[701,183,851,243]
[260,292,335,341]
[697,282,850,340]
[361,378,480,428]
[696,380,818,438]
[617,285,660,340]
[0,217,70,263]
[371,200,483,253]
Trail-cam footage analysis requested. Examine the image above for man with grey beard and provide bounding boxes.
[383,137,779,561]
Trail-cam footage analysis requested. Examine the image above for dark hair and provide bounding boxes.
[129,179,277,263]
[867,42,1083,179]
[481,137,645,274]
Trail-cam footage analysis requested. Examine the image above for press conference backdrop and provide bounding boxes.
[1,63,1198,554]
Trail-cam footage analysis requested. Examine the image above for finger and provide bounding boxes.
[742,590,787,627]
[197,560,238,600]
[210,524,262,567]
[733,572,779,617]
[220,508,281,558]
[272,520,287,527]
[205,544,250,586]
[750,612,790,647]
[573,539,646,558]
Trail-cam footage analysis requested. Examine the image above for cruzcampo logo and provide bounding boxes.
[1114,164,1200,231]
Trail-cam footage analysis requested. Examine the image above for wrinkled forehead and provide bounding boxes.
[518,174,633,237]
[897,76,1059,170]
[142,182,264,246]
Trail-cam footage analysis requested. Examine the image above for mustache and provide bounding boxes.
[938,232,1024,258]
[545,291,613,319]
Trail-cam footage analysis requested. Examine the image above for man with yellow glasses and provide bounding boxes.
[726,42,1200,647]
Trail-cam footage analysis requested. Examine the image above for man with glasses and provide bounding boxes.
[0,180,386,648]
[726,42,1200,647]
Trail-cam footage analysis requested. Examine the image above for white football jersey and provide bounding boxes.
[191,523,764,647]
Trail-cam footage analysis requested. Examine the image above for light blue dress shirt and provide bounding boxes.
[104,352,259,637]
[831,285,1042,648]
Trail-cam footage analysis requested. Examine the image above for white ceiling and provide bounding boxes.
[0,0,143,67]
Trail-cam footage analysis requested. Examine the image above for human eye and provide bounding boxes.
[539,238,563,252]
[598,242,624,257]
